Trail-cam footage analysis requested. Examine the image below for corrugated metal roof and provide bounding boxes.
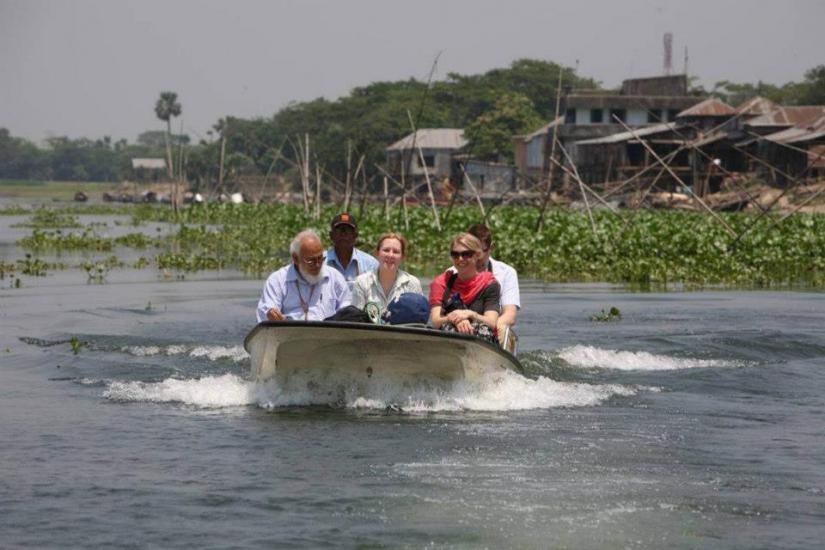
[677,98,736,117]
[746,106,825,127]
[386,129,467,151]
[131,158,167,169]
[764,114,825,144]
[575,122,676,145]
[736,96,779,116]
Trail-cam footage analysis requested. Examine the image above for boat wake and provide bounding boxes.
[102,368,641,412]
[556,345,749,371]
[119,344,248,362]
[47,338,745,412]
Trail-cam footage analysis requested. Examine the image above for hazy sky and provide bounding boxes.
[2,0,823,144]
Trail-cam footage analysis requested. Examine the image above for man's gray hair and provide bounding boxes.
[289,229,322,256]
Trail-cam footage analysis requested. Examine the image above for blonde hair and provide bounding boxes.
[450,232,483,254]
[376,232,408,257]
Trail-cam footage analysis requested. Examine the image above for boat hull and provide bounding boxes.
[243,321,523,383]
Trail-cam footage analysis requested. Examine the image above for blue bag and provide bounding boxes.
[381,293,430,325]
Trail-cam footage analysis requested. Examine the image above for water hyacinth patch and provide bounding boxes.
[5,203,825,286]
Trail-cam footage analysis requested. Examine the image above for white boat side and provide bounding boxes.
[243,321,523,382]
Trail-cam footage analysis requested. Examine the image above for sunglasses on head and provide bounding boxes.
[450,250,475,260]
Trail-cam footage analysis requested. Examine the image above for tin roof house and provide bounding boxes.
[386,129,467,180]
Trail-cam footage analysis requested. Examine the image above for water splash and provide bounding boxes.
[120,344,248,362]
[558,345,747,371]
[102,369,640,412]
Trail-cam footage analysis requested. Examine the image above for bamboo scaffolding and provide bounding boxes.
[549,155,621,217]
[613,116,737,238]
[555,142,598,234]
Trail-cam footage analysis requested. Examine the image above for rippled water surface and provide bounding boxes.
[2,260,824,547]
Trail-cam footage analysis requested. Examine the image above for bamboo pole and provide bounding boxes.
[343,140,352,211]
[459,163,486,218]
[217,130,227,199]
[549,155,621,217]
[357,162,369,219]
[303,134,310,213]
[535,65,565,231]
[314,164,321,220]
[407,110,441,232]
[383,176,390,221]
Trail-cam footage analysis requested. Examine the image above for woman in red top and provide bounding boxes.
[428,233,500,341]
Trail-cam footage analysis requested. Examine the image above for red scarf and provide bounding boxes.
[428,270,496,307]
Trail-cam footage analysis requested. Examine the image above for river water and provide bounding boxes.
[1,213,824,548]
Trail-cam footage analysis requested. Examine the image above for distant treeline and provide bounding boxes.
[2,60,824,187]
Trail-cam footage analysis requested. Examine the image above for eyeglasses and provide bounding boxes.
[301,255,325,266]
[450,250,475,260]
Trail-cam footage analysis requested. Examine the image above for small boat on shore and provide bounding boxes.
[244,320,523,383]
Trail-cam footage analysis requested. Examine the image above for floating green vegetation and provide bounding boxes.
[590,307,622,322]
[12,208,82,228]
[18,253,53,276]
[0,205,31,215]
[19,228,114,251]
[81,256,122,283]
[69,336,85,355]
[9,203,825,287]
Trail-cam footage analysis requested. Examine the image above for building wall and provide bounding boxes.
[526,135,545,169]
[387,148,454,178]
[626,109,648,125]
[572,107,661,125]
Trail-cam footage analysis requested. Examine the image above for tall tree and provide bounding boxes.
[464,92,544,162]
[154,91,182,179]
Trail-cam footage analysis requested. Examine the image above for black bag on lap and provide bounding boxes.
[324,305,373,323]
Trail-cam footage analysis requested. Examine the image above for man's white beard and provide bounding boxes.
[298,265,322,285]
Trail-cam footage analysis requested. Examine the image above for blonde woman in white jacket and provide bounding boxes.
[351,233,423,315]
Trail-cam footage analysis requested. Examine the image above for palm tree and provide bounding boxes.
[154,91,182,180]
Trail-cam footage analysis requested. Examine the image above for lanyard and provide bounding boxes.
[294,280,316,320]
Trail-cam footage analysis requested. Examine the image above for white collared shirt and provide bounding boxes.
[489,257,520,309]
[256,264,352,322]
[351,268,423,312]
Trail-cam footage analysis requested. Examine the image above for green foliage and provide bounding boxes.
[154,92,182,123]
[464,92,544,161]
[711,64,825,106]
[12,208,81,228]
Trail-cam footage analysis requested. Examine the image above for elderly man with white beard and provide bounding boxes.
[256,230,351,322]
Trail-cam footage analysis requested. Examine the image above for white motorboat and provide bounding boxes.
[244,320,523,383]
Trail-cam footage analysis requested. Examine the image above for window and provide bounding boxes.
[648,109,663,123]
[609,108,626,123]
[590,109,603,123]
[668,109,680,121]
[565,108,576,124]
[419,154,435,168]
